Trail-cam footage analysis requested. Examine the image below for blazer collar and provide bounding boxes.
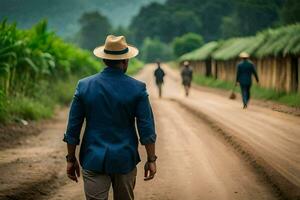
[102,66,125,75]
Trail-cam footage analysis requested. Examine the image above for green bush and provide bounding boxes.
[0,19,104,123]
[0,90,7,122]
[172,33,204,57]
[141,38,173,63]
[51,77,78,105]
[277,93,300,107]
[7,96,53,120]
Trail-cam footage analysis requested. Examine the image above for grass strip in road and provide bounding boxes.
[193,74,300,107]
[170,97,299,200]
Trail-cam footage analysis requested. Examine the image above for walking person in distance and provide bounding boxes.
[235,52,259,109]
[154,61,165,98]
[181,61,193,97]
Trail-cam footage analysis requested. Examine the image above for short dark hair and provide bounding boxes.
[103,59,124,67]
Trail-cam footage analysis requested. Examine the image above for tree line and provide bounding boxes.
[75,0,300,62]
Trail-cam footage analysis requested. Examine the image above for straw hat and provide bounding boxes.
[93,35,139,60]
[184,61,189,65]
[239,52,250,58]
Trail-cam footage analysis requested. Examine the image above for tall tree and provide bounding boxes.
[130,0,233,45]
[281,0,300,24]
[141,38,173,62]
[232,0,281,36]
[130,3,202,45]
[172,33,204,57]
[78,11,111,50]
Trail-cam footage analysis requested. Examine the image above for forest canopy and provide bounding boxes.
[1,0,300,62]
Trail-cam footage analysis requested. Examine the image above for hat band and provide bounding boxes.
[104,48,129,55]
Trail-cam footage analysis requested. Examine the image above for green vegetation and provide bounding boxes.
[0,19,103,123]
[141,38,173,62]
[193,74,235,91]
[255,24,300,57]
[281,0,300,24]
[128,0,300,61]
[180,24,300,61]
[212,37,259,61]
[180,41,219,61]
[1,0,300,61]
[213,24,300,60]
[77,11,111,50]
[0,19,145,123]
[221,0,281,38]
[179,24,300,107]
[0,0,165,37]
[193,74,300,107]
[129,0,296,45]
[172,33,204,57]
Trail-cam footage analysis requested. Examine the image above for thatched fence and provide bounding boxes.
[180,24,300,93]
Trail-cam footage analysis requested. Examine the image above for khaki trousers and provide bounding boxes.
[82,168,137,200]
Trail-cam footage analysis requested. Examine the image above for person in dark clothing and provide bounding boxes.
[64,35,157,200]
[154,61,165,98]
[181,61,193,96]
[235,52,259,109]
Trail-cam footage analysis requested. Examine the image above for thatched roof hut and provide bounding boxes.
[180,41,219,61]
[254,24,300,58]
[179,42,219,77]
[180,24,300,93]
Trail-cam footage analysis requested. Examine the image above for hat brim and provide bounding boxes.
[239,55,250,58]
[93,45,139,60]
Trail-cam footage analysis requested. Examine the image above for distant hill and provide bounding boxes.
[0,0,165,37]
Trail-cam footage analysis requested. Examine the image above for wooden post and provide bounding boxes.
[272,57,277,90]
[212,60,216,78]
[298,57,300,93]
[285,56,292,92]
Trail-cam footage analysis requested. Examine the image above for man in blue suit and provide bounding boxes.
[63,35,157,200]
[236,52,259,109]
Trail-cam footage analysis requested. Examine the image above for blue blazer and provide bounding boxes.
[63,67,156,174]
[236,60,259,85]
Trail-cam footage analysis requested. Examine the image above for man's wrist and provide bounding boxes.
[147,155,157,163]
[66,154,77,163]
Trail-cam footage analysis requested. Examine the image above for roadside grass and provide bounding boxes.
[51,76,78,105]
[194,74,235,90]
[6,96,53,121]
[193,74,300,107]
[1,76,78,123]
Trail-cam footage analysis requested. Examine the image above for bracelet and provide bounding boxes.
[147,155,157,163]
[66,155,77,163]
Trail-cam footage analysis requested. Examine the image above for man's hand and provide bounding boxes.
[66,159,80,182]
[144,161,156,181]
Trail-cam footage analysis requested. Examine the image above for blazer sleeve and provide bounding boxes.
[63,81,85,145]
[252,64,259,82]
[135,83,157,145]
[236,64,240,83]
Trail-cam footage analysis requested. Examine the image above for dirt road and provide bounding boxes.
[149,64,300,199]
[2,64,298,199]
